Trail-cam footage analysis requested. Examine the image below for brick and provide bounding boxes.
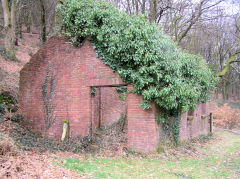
[19,36,210,153]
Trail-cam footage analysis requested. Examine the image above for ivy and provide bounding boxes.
[116,86,127,101]
[90,87,96,96]
[0,91,17,112]
[57,0,217,143]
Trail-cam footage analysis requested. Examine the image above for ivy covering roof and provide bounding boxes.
[57,0,217,116]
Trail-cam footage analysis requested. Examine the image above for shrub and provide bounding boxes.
[0,103,7,115]
[58,0,216,112]
[0,91,17,112]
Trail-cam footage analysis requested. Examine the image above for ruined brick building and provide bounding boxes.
[19,36,210,153]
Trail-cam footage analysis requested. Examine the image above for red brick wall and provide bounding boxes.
[19,37,125,139]
[100,87,127,127]
[19,36,211,153]
[127,85,160,153]
[179,103,210,141]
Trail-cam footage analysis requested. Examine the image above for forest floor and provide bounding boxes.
[210,98,240,134]
[0,118,239,179]
[0,32,40,97]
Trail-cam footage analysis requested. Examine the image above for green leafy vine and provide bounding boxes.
[90,87,96,97]
[57,0,217,143]
[116,86,127,101]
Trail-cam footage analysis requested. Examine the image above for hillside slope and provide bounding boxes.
[0,33,40,98]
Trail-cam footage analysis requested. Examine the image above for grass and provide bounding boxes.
[56,131,240,178]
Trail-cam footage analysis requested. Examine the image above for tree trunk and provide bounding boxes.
[26,14,32,33]
[40,0,46,43]
[2,0,15,52]
[11,0,17,46]
[4,28,15,52]
[222,80,227,100]
[135,0,139,15]
[17,17,23,39]
[2,0,10,28]
[149,0,157,23]
[126,0,131,15]
[141,0,145,14]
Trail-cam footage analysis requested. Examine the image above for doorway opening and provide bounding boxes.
[90,85,128,150]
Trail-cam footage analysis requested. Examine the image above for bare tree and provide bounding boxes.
[2,0,16,53]
[40,0,46,43]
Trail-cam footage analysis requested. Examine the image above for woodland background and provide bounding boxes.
[0,1,240,178]
[0,0,240,100]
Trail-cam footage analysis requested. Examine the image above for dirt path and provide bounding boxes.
[215,127,240,136]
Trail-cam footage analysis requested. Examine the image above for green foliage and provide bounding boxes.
[0,92,17,113]
[2,120,89,153]
[56,133,240,178]
[57,0,217,142]
[42,66,57,130]
[62,120,69,124]
[91,87,96,96]
[163,115,181,144]
[0,93,16,106]
[0,103,7,114]
[116,86,127,101]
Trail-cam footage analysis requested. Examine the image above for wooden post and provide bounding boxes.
[209,112,213,134]
[61,121,69,141]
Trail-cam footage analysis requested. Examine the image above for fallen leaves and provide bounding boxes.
[212,102,240,129]
[0,152,85,179]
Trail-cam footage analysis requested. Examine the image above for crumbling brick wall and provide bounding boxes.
[127,85,160,153]
[179,103,210,141]
[19,37,125,139]
[19,36,211,153]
